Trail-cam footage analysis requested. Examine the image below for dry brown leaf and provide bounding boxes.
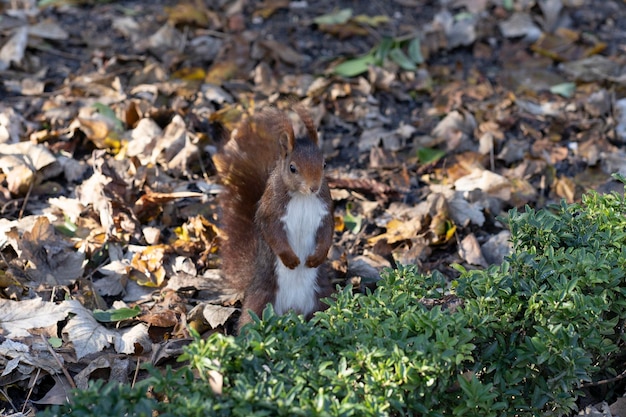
[254,0,290,19]
[458,233,488,267]
[0,298,69,339]
[205,60,240,84]
[62,300,116,360]
[431,109,477,151]
[327,176,399,201]
[115,323,151,355]
[165,3,211,27]
[130,245,167,288]
[77,115,122,150]
[94,260,130,297]
[32,378,73,406]
[258,39,307,66]
[28,19,69,40]
[318,22,369,38]
[8,217,84,286]
[0,142,60,195]
[202,303,237,329]
[141,309,179,329]
[134,190,203,222]
[554,176,577,203]
[0,26,28,71]
[531,27,606,62]
[481,231,512,265]
[454,169,512,200]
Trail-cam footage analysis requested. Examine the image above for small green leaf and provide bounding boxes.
[333,53,376,77]
[93,102,124,131]
[48,337,63,348]
[55,215,79,237]
[389,47,417,71]
[314,8,352,25]
[417,147,446,164]
[93,305,141,322]
[344,202,363,233]
[408,37,424,64]
[454,12,474,21]
[549,82,576,98]
[375,37,394,63]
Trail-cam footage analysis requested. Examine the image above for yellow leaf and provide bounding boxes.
[352,14,389,26]
[205,61,239,85]
[334,215,345,233]
[445,222,457,242]
[130,245,167,287]
[164,3,209,27]
[172,67,206,82]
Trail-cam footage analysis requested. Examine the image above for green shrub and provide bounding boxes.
[41,180,626,417]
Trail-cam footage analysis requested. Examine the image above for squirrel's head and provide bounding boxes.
[279,135,325,196]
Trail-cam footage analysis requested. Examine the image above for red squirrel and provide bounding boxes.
[214,106,334,331]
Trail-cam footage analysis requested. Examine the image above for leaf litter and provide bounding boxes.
[0,0,625,414]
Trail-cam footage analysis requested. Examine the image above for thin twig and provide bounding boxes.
[489,136,495,172]
[0,387,18,413]
[580,368,626,388]
[18,174,35,220]
[132,358,142,389]
[22,367,41,413]
[42,335,77,389]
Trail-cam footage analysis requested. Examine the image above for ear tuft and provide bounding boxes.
[293,105,318,145]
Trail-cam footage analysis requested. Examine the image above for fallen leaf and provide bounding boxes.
[549,82,576,97]
[130,245,167,288]
[9,216,85,286]
[481,230,512,265]
[333,53,376,77]
[114,323,151,355]
[63,300,116,360]
[165,3,210,27]
[0,26,28,71]
[0,298,69,338]
[258,39,307,65]
[93,305,141,323]
[254,0,290,19]
[459,233,488,267]
[498,12,541,41]
[431,109,477,151]
[314,8,352,25]
[32,378,72,405]
[28,19,69,40]
[202,303,237,329]
[454,169,512,200]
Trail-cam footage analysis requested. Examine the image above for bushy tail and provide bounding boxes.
[213,108,295,297]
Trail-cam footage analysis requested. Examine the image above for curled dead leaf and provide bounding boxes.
[458,233,488,268]
[130,245,168,287]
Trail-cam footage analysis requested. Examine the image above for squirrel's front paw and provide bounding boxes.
[279,251,300,269]
[305,251,326,268]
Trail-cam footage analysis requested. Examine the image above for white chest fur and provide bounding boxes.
[274,193,328,316]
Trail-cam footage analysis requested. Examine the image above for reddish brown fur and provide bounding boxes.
[214,108,295,297]
[214,107,334,331]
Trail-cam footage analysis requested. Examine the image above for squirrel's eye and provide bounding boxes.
[289,163,297,173]
[323,161,327,169]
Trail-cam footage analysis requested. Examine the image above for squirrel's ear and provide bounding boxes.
[278,131,294,157]
[293,105,318,146]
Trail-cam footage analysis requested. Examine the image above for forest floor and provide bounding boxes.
[1,0,626,415]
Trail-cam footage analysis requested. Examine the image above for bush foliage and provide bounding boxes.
[42,181,626,417]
